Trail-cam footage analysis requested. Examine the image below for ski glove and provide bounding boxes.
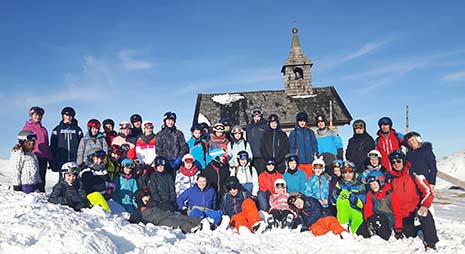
[13,185,22,191]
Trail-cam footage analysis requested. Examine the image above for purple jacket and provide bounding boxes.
[22,120,52,160]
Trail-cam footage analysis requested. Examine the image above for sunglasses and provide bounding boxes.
[123,162,135,169]
[391,159,403,164]
[275,183,286,188]
[313,164,324,169]
[225,184,239,191]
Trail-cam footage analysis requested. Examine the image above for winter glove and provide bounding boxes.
[170,157,182,169]
[13,185,22,191]
[394,229,404,240]
[339,189,350,200]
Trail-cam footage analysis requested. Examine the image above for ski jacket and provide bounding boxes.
[406,142,438,185]
[76,132,108,166]
[331,175,366,210]
[187,137,209,169]
[176,184,217,211]
[227,139,253,168]
[203,161,230,199]
[175,165,200,197]
[375,129,404,172]
[283,169,307,193]
[390,161,433,218]
[315,127,343,157]
[296,196,325,228]
[289,126,318,164]
[304,173,332,207]
[134,133,157,165]
[221,187,251,217]
[260,128,290,173]
[346,132,375,172]
[269,192,294,213]
[112,173,138,213]
[79,166,112,197]
[209,133,229,152]
[231,164,259,195]
[156,126,188,161]
[103,131,117,148]
[364,183,402,230]
[50,119,83,170]
[10,146,42,186]
[258,170,283,194]
[111,134,135,149]
[148,170,177,208]
[22,120,53,160]
[48,180,88,211]
[246,119,268,158]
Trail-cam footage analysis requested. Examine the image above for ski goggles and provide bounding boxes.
[341,167,354,173]
[143,122,154,129]
[64,166,80,175]
[154,158,167,166]
[275,183,286,188]
[123,162,135,169]
[332,161,342,168]
[353,122,365,129]
[251,109,263,116]
[368,152,381,158]
[119,122,132,129]
[89,150,106,159]
[25,134,37,141]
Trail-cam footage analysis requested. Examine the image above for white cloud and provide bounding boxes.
[442,70,465,81]
[118,49,154,71]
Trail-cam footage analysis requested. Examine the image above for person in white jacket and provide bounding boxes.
[230,151,259,196]
[10,130,42,193]
[227,126,253,169]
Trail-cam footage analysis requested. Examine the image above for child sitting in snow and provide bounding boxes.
[48,162,88,211]
[129,189,203,234]
[304,157,332,213]
[231,150,259,195]
[266,179,296,229]
[175,154,200,197]
[112,158,138,213]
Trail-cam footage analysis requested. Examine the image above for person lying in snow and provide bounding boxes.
[129,189,203,234]
[48,162,88,211]
[288,193,346,237]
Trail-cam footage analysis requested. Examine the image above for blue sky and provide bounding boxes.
[1,1,464,159]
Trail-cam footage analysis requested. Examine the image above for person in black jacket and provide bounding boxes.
[260,114,290,174]
[405,131,438,191]
[155,112,189,172]
[204,148,230,208]
[246,108,268,174]
[129,189,203,234]
[48,162,88,211]
[130,114,143,139]
[50,107,83,182]
[345,119,375,173]
[148,156,177,212]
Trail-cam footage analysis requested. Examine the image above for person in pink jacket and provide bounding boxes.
[266,178,296,229]
[22,106,52,192]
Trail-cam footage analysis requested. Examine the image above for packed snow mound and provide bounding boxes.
[0,187,464,254]
[211,93,245,105]
[436,149,465,189]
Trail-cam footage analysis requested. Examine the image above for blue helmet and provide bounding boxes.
[366,170,386,189]
[378,117,392,127]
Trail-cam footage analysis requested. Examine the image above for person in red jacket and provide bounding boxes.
[389,150,439,251]
[357,170,402,240]
[375,117,404,173]
[257,159,283,212]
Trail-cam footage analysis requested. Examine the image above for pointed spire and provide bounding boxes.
[282,26,312,72]
[291,27,301,49]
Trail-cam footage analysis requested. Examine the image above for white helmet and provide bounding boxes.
[61,162,80,175]
[367,149,382,158]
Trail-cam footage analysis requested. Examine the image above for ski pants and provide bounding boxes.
[230,198,261,232]
[403,209,439,246]
[356,213,392,240]
[310,216,346,236]
[336,196,363,233]
[189,208,223,225]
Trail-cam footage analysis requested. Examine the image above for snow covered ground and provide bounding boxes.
[0,153,464,254]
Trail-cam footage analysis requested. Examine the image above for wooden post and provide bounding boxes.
[329,100,334,129]
[406,105,409,134]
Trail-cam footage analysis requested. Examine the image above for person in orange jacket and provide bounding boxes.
[257,159,283,212]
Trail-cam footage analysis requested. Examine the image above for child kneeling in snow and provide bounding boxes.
[48,162,88,211]
[288,193,346,237]
[129,189,203,234]
[112,158,138,213]
[266,179,296,229]
[176,173,223,226]
[221,176,263,233]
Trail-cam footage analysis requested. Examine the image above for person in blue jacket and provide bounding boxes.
[304,157,332,213]
[112,158,138,213]
[176,173,223,225]
[405,131,438,191]
[314,114,343,175]
[289,112,318,178]
[283,155,306,194]
[187,124,209,170]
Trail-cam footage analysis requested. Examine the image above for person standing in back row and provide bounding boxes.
[260,114,290,174]
[314,114,343,175]
[375,117,404,173]
[156,112,188,173]
[130,114,143,139]
[289,111,318,178]
[345,119,375,173]
[246,108,268,174]
[22,106,52,192]
[50,107,83,182]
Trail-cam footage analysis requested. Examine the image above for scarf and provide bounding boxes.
[179,165,199,177]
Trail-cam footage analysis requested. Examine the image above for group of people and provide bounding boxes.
[10,106,439,250]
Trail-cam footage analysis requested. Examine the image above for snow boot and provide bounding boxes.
[283,214,294,229]
[266,215,275,230]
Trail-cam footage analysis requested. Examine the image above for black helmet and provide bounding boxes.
[296,112,308,122]
[388,150,407,163]
[220,117,232,127]
[404,131,422,144]
[61,107,76,117]
[237,150,249,161]
[130,114,142,123]
[102,119,115,128]
[287,154,299,164]
[378,117,392,127]
[224,176,240,191]
[163,112,177,122]
[352,119,366,129]
[190,124,203,132]
[315,114,326,123]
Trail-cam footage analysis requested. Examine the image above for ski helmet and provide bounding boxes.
[287,154,299,164]
[61,107,76,117]
[341,161,355,173]
[315,114,326,124]
[352,119,366,130]
[388,150,407,166]
[296,112,309,122]
[367,149,382,159]
[212,123,225,132]
[121,158,135,170]
[163,112,177,122]
[29,106,45,116]
[404,131,423,144]
[378,117,392,127]
[332,159,343,168]
[17,130,36,144]
[61,162,80,175]
[274,178,287,188]
[102,119,115,132]
[251,108,263,116]
[130,114,142,123]
[237,150,249,161]
[182,154,195,163]
[366,170,386,189]
[87,119,101,132]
